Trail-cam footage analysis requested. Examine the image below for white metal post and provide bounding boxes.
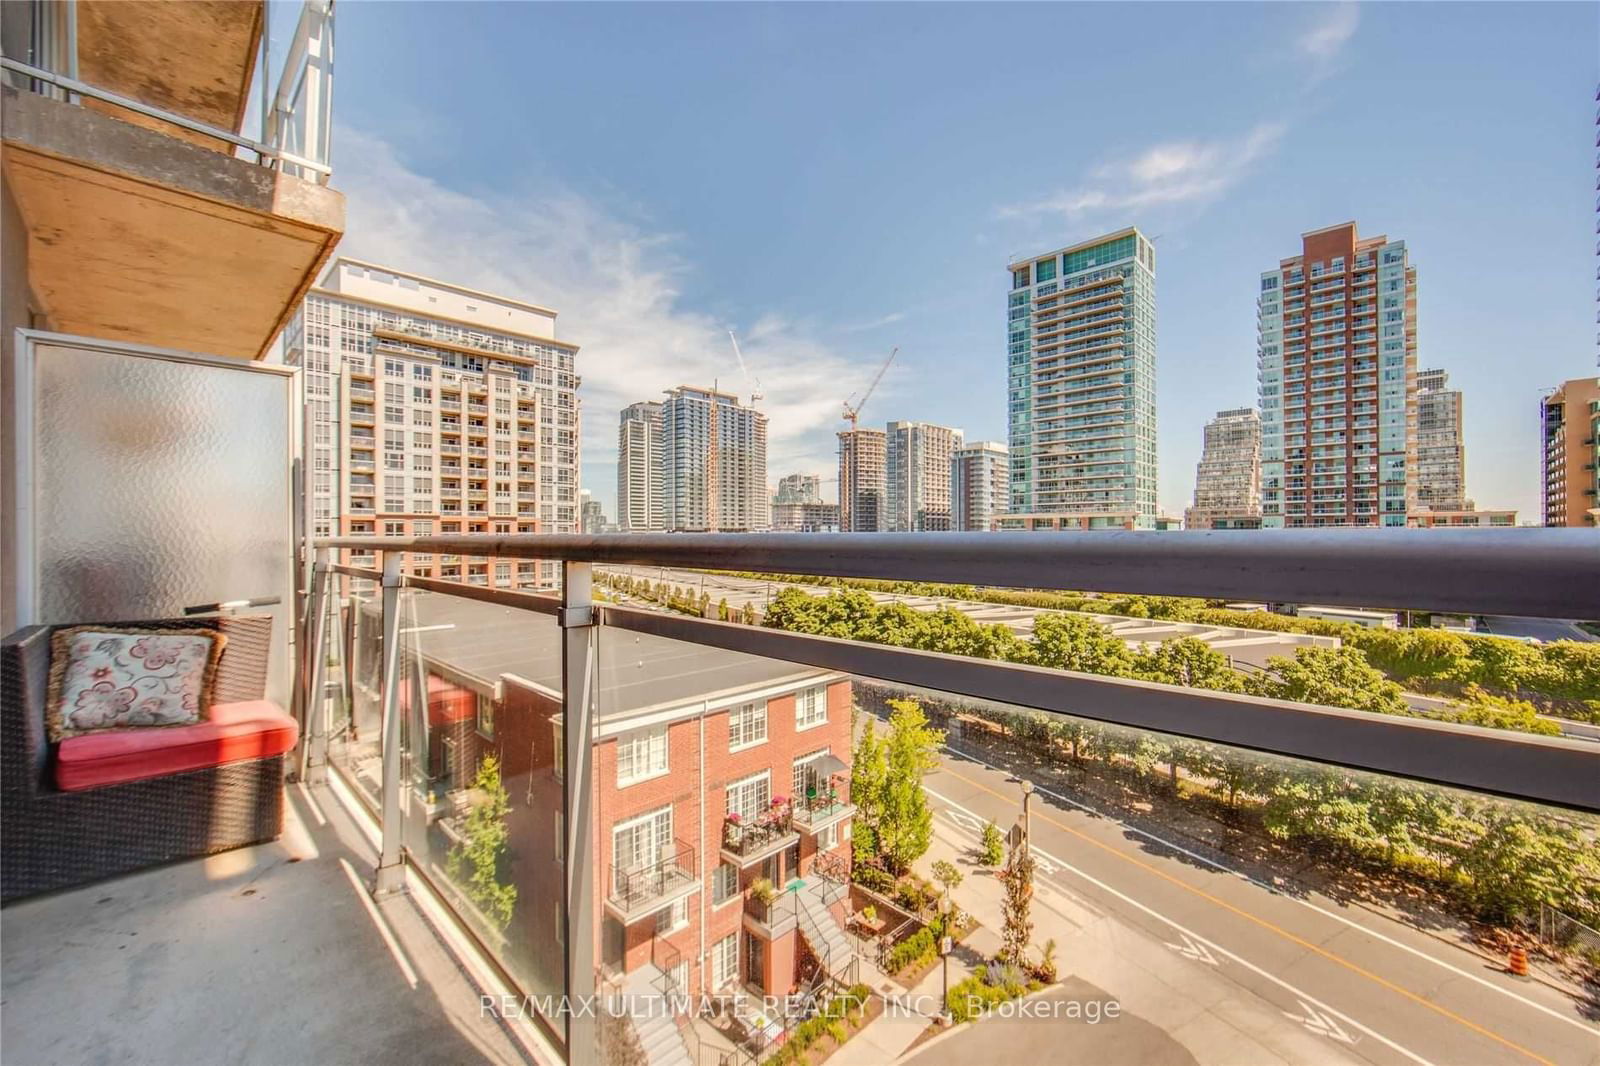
[374,551,406,896]
[561,561,598,1066]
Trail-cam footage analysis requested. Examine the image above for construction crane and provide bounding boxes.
[726,329,763,406]
[842,345,898,431]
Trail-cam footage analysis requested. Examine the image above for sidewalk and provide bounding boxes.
[874,818,1363,1066]
[828,924,997,1066]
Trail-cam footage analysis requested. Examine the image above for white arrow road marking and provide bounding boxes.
[1164,932,1219,966]
[1285,1000,1359,1045]
[925,785,1435,1066]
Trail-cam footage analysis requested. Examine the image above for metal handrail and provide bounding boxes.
[611,838,694,910]
[318,529,1598,616]
[0,57,331,177]
[314,535,1600,811]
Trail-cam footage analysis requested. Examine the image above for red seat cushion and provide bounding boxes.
[54,700,299,792]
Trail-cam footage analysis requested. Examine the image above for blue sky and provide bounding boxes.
[319,2,1598,519]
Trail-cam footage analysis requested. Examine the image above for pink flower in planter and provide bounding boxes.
[726,812,742,826]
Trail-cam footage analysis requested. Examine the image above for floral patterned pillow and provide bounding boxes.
[46,627,228,741]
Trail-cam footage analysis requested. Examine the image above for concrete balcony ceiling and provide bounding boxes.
[2,86,343,360]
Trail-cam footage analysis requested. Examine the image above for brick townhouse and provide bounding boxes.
[363,593,859,1006]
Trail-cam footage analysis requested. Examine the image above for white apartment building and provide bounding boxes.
[285,258,581,588]
[1257,222,1417,528]
[660,385,769,531]
[951,440,1009,532]
[886,421,963,531]
[1184,408,1262,530]
[1416,368,1471,512]
[617,401,664,532]
[838,428,887,532]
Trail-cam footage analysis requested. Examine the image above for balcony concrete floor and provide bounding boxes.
[1,781,534,1066]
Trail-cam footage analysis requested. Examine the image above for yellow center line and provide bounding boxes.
[943,765,1559,1066]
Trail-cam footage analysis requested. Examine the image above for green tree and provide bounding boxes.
[1028,613,1135,676]
[931,859,964,897]
[717,597,730,621]
[850,718,889,868]
[446,754,517,930]
[739,602,758,625]
[980,821,1004,866]
[1248,646,1408,714]
[1132,637,1245,692]
[997,843,1035,966]
[877,698,944,874]
[1457,814,1597,923]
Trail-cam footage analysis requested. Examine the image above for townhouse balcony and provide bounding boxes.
[791,773,855,834]
[606,839,698,925]
[720,807,799,867]
[742,892,799,937]
[1,0,342,361]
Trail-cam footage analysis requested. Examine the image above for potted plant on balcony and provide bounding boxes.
[724,812,744,850]
[751,877,778,907]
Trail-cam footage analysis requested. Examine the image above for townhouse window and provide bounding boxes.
[616,725,669,786]
[725,771,770,822]
[711,933,738,990]
[728,702,767,751]
[795,686,827,731]
[792,749,830,800]
[612,806,671,878]
[711,862,738,905]
[477,692,495,740]
[656,898,689,935]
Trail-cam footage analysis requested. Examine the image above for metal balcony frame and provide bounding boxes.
[310,529,1600,1066]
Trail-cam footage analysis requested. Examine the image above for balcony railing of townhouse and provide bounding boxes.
[608,839,697,922]
[1,0,335,184]
[302,528,1599,1065]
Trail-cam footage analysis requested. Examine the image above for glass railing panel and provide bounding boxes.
[393,587,569,1050]
[586,612,1599,1066]
[328,584,386,812]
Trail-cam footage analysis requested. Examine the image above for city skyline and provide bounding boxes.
[322,2,1597,520]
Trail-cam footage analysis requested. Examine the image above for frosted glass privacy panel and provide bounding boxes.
[16,334,298,706]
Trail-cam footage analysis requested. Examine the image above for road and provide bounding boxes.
[1480,617,1599,644]
[915,739,1600,1066]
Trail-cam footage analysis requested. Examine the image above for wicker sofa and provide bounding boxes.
[1,615,296,903]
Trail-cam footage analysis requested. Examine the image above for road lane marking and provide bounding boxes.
[939,739,1599,1039]
[928,789,1433,1066]
[1286,1000,1360,1045]
[930,772,1560,1066]
[1165,932,1219,967]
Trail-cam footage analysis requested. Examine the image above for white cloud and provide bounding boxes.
[838,310,906,334]
[1298,3,1360,62]
[332,128,870,510]
[998,122,1286,221]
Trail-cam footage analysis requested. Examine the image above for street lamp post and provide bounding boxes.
[937,895,953,1027]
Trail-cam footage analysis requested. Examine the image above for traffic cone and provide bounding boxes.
[1507,946,1528,977]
